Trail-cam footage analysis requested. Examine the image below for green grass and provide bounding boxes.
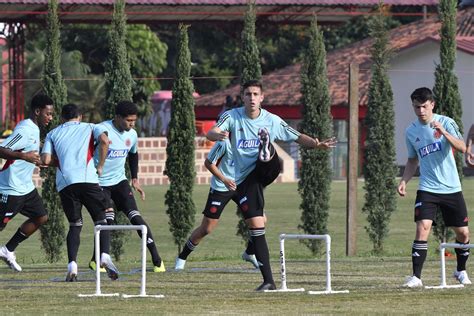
[0,178,473,315]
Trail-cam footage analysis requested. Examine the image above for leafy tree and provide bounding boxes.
[165,24,196,252]
[39,0,67,263]
[298,16,333,255]
[432,0,462,244]
[104,0,134,260]
[362,7,398,254]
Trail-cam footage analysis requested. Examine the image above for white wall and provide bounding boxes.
[389,40,474,165]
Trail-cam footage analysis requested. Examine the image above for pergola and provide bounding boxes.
[0,0,438,125]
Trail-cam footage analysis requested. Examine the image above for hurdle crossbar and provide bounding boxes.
[425,242,474,289]
[78,224,164,298]
[266,233,349,295]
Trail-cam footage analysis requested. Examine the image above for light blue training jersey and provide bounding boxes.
[207,139,234,192]
[0,119,39,195]
[42,121,107,192]
[95,120,138,187]
[405,113,462,194]
[216,107,300,184]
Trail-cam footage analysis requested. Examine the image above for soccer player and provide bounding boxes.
[466,124,474,168]
[398,87,470,288]
[88,101,165,273]
[41,103,118,281]
[206,80,336,291]
[0,94,54,271]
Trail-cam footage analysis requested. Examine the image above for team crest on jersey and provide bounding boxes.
[107,149,129,158]
[125,139,131,147]
[237,139,260,149]
[419,141,441,158]
[433,129,442,139]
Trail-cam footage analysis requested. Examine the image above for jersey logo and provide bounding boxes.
[433,129,442,139]
[419,141,441,158]
[107,149,129,158]
[125,139,131,147]
[237,139,260,149]
[415,137,420,142]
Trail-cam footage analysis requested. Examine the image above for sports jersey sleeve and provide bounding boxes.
[0,126,30,151]
[92,123,108,141]
[444,117,463,139]
[130,131,138,154]
[206,141,226,164]
[273,116,300,142]
[215,110,232,132]
[405,132,416,158]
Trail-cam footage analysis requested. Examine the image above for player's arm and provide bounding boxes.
[206,126,229,141]
[431,120,466,153]
[0,146,40,164]
[465,124,474,167]
[397,157,418,197]
[204,159,236,191]
[296,133,337,150]
[128,152,145,200]
[96,132,109,176]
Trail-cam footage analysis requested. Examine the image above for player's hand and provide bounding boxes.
[22,151,41,165]
[466,152,474,168]
[430,120,446,136]
[223,178,237,191]
[132,178,146,201]
[96,165,103,177]
[316,137,337,149]
[397,181,407,197]
[215,131,229,141]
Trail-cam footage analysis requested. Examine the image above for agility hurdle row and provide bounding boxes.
[78,224,164,298]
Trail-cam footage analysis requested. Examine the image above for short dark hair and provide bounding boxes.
[61,103,81,120]
[242,80,263,92]
[115,101,138,117]
[410,87,434,103]
[30,93,53,112]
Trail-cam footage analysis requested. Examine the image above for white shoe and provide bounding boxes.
[241,251,261,269]
[402,275,423,288]
[100,253,119,280]
[175,257,186,270]
[454,270,472,285]
[0,245,22,272]
[66,261,78,282]
[258,127,272,162]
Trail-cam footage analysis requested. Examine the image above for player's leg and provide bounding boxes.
[0,193,25,271]
[89,187,113,272]
[242,212,267,269]
[256,128,281,187]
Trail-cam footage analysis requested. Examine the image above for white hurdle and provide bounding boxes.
[267,234,349,294]
[78,224,164,298]
[425,242,474,289]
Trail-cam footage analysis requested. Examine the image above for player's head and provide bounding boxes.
[410,87,435,124]
[242,80,264,113]
[61,103,82,122]
[114,101,138,132]
[30,93,54,127]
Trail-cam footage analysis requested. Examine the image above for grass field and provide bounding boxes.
[1,178,473,315]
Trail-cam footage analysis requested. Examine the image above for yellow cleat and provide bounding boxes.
[89,261,106,273]
[153,262,166,273]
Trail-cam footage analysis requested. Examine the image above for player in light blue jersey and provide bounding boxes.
[207,80,337,291]
[0,94,53,272]
[398,87,470,288]
[88,101,165,273]
[41,103,118,282]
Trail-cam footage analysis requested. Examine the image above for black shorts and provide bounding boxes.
[414,190,469,227]
[202,188,239,219]
[59,183,108,224]
[102,180,139,218]
[0,189,47,230]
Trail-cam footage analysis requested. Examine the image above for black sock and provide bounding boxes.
[67,225,82,262]
[412,240,428,279]
[5,228,28,252]
[179,239,197,260]
[130,215,162,266]
[245,239,255,255]
[455,240,470,271]
[91,214,115,262]
[250,227,274,284]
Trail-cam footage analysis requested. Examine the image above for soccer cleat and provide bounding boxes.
[255,282,276,292]
[0,245,22,272]
[241,251,261,269]
[66,261,78,282]
[402,275,423,288]
[88,260,106,273]
[258,127,272,162]
[454,270,472,285]
[100,253,119,280]
[174,257,186,270]
[153,261,166,273]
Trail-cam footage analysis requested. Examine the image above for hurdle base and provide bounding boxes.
[265,288,305,293]
[308,290,349,295]
[78,293,120,297]
[424,284,464,289]
[122,294,165,298]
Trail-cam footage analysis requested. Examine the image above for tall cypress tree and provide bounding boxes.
[362,7,398,254]
[165,24,196,252]
[39,0,67,263]
[104,0,133,260]
[432,0,462,243]
[298,16,333,255]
